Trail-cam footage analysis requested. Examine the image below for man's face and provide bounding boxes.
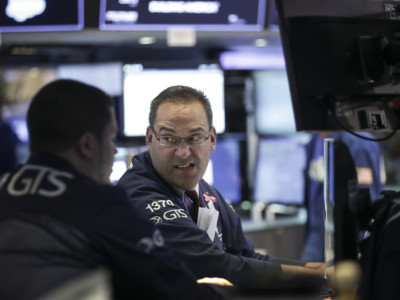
[94,108,118,184]
[146,101,216,191]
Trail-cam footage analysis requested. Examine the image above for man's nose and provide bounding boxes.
[175,140,191,158]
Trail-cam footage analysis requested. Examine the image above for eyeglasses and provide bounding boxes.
[151,127,211,147]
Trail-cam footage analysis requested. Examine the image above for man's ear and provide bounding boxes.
[210,126,217,152]
[145,126,153,146]
[77,132,97,158]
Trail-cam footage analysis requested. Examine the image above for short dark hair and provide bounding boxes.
[27,79,114,153]
[149,85,213,128]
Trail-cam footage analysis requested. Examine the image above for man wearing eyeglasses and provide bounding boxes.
[118,85,326,290]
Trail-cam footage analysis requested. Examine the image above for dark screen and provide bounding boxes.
[276,0,400,132]
[0,0,83,31]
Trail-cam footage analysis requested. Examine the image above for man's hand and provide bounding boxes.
[197,277,234,286]
[305,262,326,277]
[281,262,326,280]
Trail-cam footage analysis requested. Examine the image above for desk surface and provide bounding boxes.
[219,286,334,300]
[242,209,307,233]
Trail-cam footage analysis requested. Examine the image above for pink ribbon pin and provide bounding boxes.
[203,193,217,203]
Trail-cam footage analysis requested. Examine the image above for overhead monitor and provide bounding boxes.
[253,136,307,206]
[0,0,84,32]
[99,0,266,31]
[276,0,400,132]
[122,63,225,137]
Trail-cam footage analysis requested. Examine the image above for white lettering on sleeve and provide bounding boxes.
[41,171,72,197]
[7,165,73,197]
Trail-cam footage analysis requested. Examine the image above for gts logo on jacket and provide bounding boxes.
[0,164,73,197]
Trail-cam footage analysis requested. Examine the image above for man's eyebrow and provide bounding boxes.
[157,126,207,135]
[157,126,176,134]
[188,127,207,134]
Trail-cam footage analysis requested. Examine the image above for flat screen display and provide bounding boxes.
[204,138,242,204]
[276,0,400,131]
[122,63,225,137]
[254,69,297,135]
[99,0,266,31]
[0,0,84,32]
[253,136,307,205]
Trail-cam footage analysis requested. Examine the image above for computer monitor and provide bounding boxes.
[204,138,242,205]
[121,63,225,138]
[253,136,307,206]
[253,69,297,135]
[276,0,400,132]
[324,138,359,265]
[99,0,266,31]
[0,0,84,32]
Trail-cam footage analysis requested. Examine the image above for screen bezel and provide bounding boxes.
[99,0,267,31]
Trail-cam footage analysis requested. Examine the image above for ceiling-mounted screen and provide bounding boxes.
[276,0,400,132]
[0,0,84,32]
[122,63,225,137]
[99,0,266,31]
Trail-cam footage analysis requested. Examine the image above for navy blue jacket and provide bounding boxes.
[118,151,304,287]
[0,152,223,300]
[359,191,400,300]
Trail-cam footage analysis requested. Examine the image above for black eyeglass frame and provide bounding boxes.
[150,126,212,147]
